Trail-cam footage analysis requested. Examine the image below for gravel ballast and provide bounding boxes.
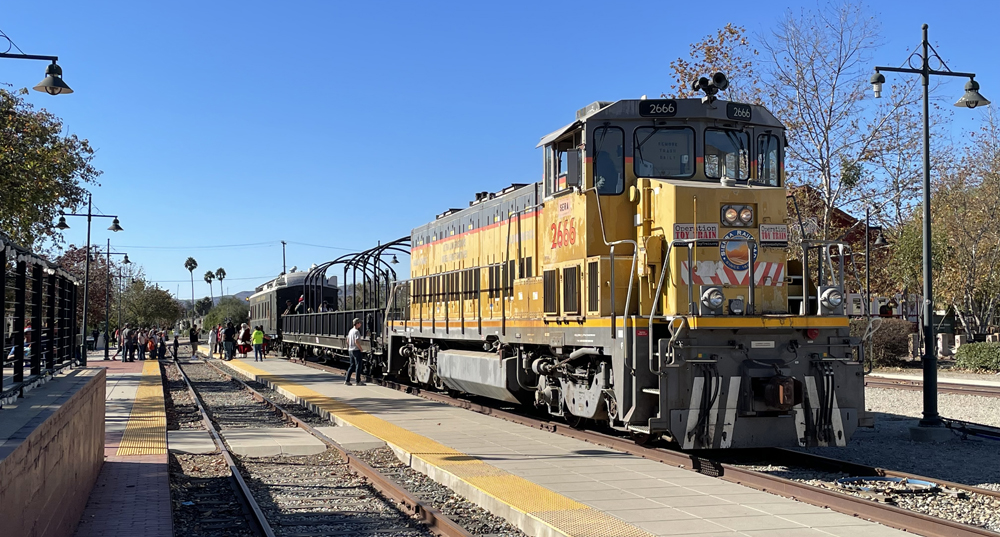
[740,385,1000,533]
[354,447,528,537]
[800,387,1000,488]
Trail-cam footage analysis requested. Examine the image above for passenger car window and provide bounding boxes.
[592,126,624,195]
[705,129,749,180]
[634,127,694,179]
[756,133,781,186]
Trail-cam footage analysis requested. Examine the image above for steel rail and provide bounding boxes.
[287,358,1000,537]
[172,359,275,537]
[202,359,473,537]
[865,377,1000,398]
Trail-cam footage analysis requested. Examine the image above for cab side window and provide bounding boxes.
[543,130,583,197]
[756,134,781,186]
[593,126,624,195]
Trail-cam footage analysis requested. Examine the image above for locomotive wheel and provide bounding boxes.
[566,413,589,430]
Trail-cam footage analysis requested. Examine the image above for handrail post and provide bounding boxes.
[687,244,695,315]
[748,237,756,315]
[610,244,616,339]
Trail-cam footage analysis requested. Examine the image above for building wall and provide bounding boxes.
[0,369,105,537]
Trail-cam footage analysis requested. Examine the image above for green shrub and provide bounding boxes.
[850,318,915,367]
[955,342,1000,371]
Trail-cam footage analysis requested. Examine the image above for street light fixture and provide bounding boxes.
[32,60,73,95]
[955,79,990,109]
[55,193,123,365]
[872,24,989,434]
[0,49,72,95]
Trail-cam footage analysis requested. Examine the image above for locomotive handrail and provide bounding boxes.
[646,237,758,375]
[579,186,637,340]
[799,239,850,315]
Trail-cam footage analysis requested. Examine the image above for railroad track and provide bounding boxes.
[279,357,1000,537]
[172,358,473,537]
[865,376,1000,398]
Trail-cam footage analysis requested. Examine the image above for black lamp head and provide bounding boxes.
[32,61,73,96]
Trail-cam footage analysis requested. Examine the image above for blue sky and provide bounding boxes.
[4,0,997,299]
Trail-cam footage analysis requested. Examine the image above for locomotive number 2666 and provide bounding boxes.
[550,218,577,249]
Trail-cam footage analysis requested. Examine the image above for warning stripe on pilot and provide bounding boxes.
[681,261,785,286]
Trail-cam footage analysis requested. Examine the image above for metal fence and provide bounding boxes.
[2,235,79,400]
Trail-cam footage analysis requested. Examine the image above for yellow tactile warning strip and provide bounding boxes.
[227,361,656,537]
[116,360,167,456]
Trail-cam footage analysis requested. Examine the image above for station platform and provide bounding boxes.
[213,354,909,537]
[73,354,172,537]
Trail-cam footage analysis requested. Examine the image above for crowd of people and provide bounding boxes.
[110,323,179,362]
[205,322,266,362]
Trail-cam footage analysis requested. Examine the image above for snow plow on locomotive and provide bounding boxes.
[274,75,873,449]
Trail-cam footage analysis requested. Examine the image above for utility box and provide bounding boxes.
[937,333,954,357]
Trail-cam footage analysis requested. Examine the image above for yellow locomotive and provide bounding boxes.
[294,74,870,449]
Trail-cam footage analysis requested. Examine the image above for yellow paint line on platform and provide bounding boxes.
[226,360,654,537]
[116,360,167,456]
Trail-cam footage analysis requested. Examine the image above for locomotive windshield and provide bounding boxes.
[633,127,695,179]
[705,128,749,181]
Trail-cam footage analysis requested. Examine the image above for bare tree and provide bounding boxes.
[666,23,762,104]
[761,2,919,238]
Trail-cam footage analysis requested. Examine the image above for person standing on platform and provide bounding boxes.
[214,324,223,355]
[126,326,137,362]
[251,325,265,362]
[207,326,218,358]
[158,332,167,360]
[222,322,236,361]
[137,330,147,361]
[345,318,365,386]
[238,323,252,358]
[189,324,200,358]
[172,334,179,360]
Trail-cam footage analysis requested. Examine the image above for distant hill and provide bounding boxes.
[233,290,253,302]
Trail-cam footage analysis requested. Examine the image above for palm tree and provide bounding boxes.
[204,271,216,304]
[215,267,227,297]
[184,257,198,317]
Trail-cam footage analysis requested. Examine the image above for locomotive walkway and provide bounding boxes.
[209,352,911,537]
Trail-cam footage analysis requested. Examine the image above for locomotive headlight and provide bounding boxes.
[821,288,844,308]
[724,207,739,224]
[702,288,724,309]
[739,207,753,224]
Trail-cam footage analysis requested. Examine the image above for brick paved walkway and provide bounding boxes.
[73,455,172,537]
[73,353,173,537]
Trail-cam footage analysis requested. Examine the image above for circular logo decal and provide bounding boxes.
[720,229,758,271]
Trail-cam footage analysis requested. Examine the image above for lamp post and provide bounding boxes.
[872,24,990,430]
[92,239,129,360]
[0,50,73,94]
[864,205,887,316]
[55,193,123,365]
